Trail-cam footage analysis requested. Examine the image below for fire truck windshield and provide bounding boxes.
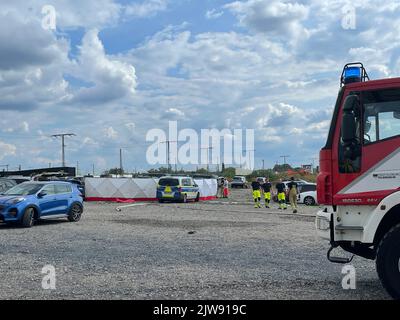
[363,88,400,144]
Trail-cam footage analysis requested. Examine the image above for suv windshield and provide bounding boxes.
[159,178,179,186]
[3,183,44,196]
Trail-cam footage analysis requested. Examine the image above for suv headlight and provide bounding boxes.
[7,197,25,205]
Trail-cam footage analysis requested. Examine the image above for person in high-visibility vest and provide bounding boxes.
[275,178,287,210]
[251,178,262,208]
[287,177,299,213]
[261,178,272,208]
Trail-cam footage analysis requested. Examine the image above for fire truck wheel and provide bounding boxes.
[376,223,400,300]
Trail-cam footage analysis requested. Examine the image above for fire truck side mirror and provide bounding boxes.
[341,95,359,143]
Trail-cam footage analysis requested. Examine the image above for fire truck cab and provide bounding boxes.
[316,63,400,299]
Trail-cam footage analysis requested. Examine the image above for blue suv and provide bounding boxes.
[0,181,84,228]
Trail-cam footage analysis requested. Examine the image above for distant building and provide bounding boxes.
[301,164,313,174]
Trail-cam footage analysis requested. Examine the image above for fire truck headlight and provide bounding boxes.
[317,217,330,231]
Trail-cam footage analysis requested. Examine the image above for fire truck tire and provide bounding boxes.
[376,223,400,300]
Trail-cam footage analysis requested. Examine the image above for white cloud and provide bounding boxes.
[0,0,122,29]
[225,0,309,42]
[166,108,185,117]
[125,0,168,18]
[125,123,136,133]
[0,141,17,160]
[82,137,98,147]
[70,29,137,105]
[0,11,71,111]
[104,126,118,140]
[206,9,224,20]
[21,121,30,132]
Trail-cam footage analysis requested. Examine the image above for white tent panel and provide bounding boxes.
[85,177,217,201]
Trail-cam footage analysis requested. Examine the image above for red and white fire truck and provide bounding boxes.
[316,63,400,299]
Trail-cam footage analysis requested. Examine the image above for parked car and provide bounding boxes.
[231,176,248,188]
[3,176,31,184]
[297,183,317,206]
[256,177,266,184]
[65,178,85,199]
[0,181,84,228]
[157,176,200,203]
[282,179,308,188]
[0,178,17,194]
[273,180,310,202]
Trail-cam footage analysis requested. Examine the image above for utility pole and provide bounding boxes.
[92,164,95,176]
[76,161,79,176]
[310,157,318,173]
[310,157,318,167]
[52,133,76,167]
[160,140,178,173]
[201,146,214,172]
[280,155,290,166]
[262,159,265,171]
[0,165,9,172]
[239,149,256,169]
[119,148,123,174]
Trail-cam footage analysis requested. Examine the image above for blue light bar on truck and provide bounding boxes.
[340,62,370,87]
[344,67,361,79]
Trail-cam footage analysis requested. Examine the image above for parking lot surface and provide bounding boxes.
[0,189,390,299]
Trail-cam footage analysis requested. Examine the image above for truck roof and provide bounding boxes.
[345,77,400,90]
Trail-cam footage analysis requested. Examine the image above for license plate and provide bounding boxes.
[163,193,173,198]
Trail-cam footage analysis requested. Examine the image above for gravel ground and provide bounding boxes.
[0,188,390,300]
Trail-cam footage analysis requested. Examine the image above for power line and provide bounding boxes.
[51,133,76,167]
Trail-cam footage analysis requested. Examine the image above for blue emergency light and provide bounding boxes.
[340,62,370,87]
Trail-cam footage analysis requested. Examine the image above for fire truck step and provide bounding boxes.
[327,246,354,264]
[335,225,364,231]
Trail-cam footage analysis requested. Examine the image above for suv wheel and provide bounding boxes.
[21,207,35,228]
[68,203,82,222]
